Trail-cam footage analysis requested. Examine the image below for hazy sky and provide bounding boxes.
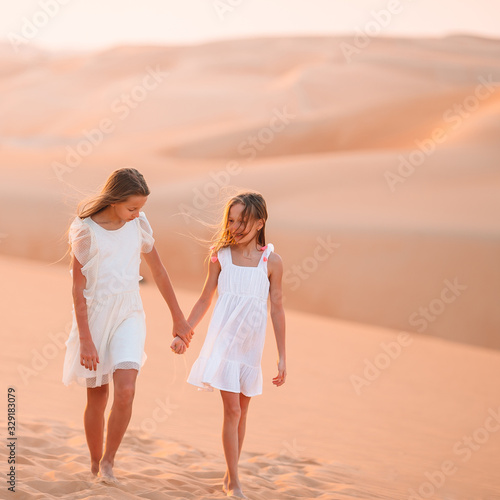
[1,0,499,51]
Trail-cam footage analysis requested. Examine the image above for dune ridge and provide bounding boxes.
[1,35,499,349]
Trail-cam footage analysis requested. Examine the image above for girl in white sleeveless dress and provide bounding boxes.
[171,192,287,499]
[63,168,194,482]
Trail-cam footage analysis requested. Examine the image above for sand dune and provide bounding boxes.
[7,419,338,500]
[1,36,499,153]
[1,36,499,349]
[1,255,500,498]
[1,37,500,499]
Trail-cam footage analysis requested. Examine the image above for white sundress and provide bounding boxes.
[187,243,274,397]
[62,211,155,388]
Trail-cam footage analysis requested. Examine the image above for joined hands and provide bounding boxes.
[170,336,187,354]
[171,318,193,355]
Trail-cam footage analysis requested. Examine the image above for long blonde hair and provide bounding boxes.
[78,167,150,219]
[210,192,268,255]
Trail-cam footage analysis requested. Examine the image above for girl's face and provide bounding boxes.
[227,203,263,245]
[112,195,148,222]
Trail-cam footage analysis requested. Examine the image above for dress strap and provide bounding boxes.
[259,243,274,268]
[211,245,229,266]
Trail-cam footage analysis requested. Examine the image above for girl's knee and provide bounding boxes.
[87,385,109,411]
[114,383,136,407]
[240,405,249,419]
[224,402,241,421]
[239,396,251,418]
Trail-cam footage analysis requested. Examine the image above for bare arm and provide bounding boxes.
[268,252,286,386]
[171,254,220,354]
[142,246,194,345]
[72,257,99,371]
[187,257,221,329]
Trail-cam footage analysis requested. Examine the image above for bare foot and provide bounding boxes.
[98,459,119,484]
[91,460,99,477]
[222,471,229,493]
[227,482,247,499]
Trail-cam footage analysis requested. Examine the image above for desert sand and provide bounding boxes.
[1,35,500,499]
[1,254,500,499]
[0,36,499,349]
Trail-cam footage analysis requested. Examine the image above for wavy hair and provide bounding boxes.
[77,167,150,219]
[210,191,268,255]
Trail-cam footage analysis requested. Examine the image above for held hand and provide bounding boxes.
[272,358,286,387]
[173,319,194,347]
[170,336,187,355]
[80,338,99,371]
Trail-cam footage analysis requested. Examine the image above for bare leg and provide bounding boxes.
[99,369,137,481]
[224,394,251,492]
[84,384,109,476]
[220,391,248,498]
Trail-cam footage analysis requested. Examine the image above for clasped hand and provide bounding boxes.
[171,319,193,355]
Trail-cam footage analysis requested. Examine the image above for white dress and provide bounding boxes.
[187,244,274,397]
[62,212,154,388]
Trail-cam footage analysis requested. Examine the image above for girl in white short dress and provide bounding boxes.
[62,168,193,482]
[170,191,287,499]
[63,210,154,388]
[186,242,275,397]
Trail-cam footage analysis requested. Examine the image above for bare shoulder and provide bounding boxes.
[200,252,222,298]
[268,251,283,273]
[207,250,222,279]
[268,251,282,263]
[209,254,222,273]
